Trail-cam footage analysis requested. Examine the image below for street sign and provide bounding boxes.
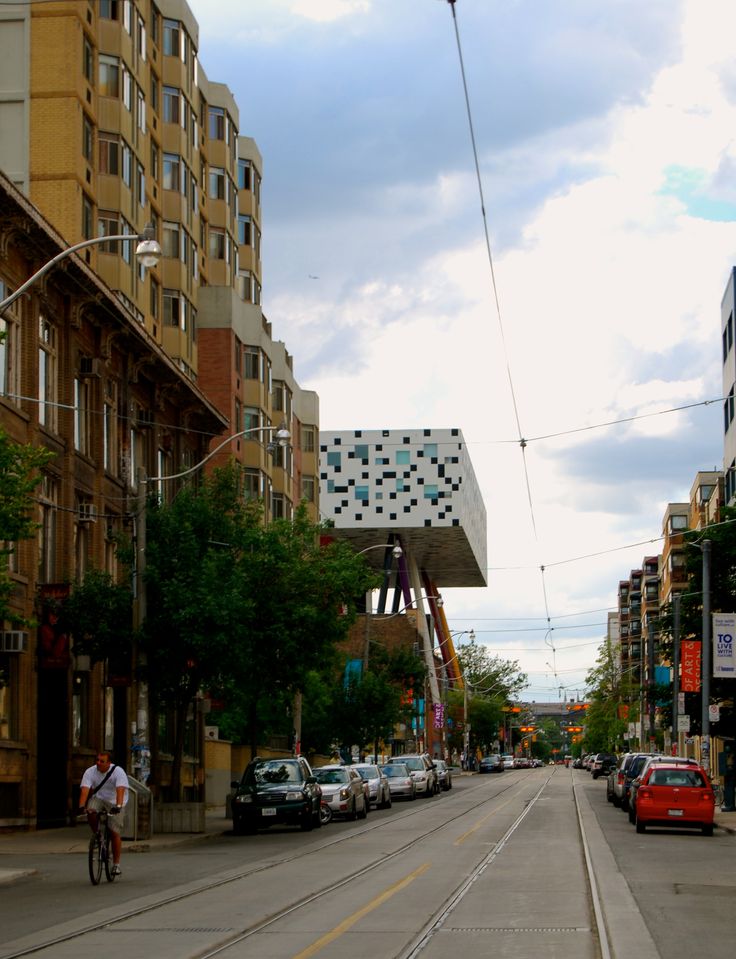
[709,704,720,723]
[677,715,690,732]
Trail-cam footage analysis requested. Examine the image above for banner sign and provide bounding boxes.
[680,641,701,692]
[432,701,445,729]
[712,613,736,677]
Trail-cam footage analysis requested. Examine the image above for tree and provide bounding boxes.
[142,464,377,799]
[64,568,133,669]
[457,639,528,699]
[0,429,53,623]
[583,640,630,752]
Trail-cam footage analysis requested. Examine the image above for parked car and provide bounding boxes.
[501,754,515,770]
[380,763,417,800]
[231,756,322,834]
[385,754,438,796]
[313,764,368,820]
[630,762,715,835]
[434,759,453,790]
[616,752,662,810]
[478,755,505,774]
[628,755,700,823]
[352,763,392,808]
[591,753,617,780]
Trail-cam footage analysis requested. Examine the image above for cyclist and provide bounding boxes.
[78,751,129,877]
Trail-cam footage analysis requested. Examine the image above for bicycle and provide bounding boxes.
[86,808,119,885]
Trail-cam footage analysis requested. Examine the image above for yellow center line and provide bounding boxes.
[290,862,432,959]
[454,789,523,845]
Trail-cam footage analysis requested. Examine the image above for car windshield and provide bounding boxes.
[399,757,424,772]
[435,761,447,771]
[314,768,348,784]
[382,765,409,777]
[246,761,302,785]
[355,767,378,780]
[649,768,707,787]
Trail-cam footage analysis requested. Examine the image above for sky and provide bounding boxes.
[187,0,736,701]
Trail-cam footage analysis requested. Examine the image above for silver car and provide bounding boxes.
[434,759,453,790]
[313,765,368,820]
[380,763,417,800]
[352,764,392,808]
[386,754,438,797]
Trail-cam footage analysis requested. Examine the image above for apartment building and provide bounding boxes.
[722,268,736,503]
[0,0,316,521]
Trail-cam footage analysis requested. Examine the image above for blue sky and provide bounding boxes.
[188,0,736,701]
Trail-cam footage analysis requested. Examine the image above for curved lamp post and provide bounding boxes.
[0,224,162,316]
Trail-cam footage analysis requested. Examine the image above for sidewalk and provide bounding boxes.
[0,806,230,886]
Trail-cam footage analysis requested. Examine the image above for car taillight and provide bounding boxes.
[638,787,653,800]
[617,772,624,784]
[701,791,714,804]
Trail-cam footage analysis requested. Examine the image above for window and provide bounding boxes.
[327,451,341,467]
[243,468,262,500]
[136,162,145,207]
[355,485,369,501]
[73,378,91,455]
[150,74,159,114]
[163,85,180,123]
[424,443,438,458]
[82,115,94,163]
[208,106,225,140]
[273,381,284,412]
[122,64,132,110]
[121,140,132,187]
[38,474,58,582]
[83,36,94,84]
[99,1,119,21]
[162,221,180,258]
[150,275,160,323]
[237,214,251,245]
[0,282,19,403]
[163,18,180,57]
[424,484,439,499]
[302,427,315,453]
[82,194,94,239]
[209,228,225,260]
[98,212,120,253]
[725,387,735,433]
[271,493,285,519]
[136,14,147,61]
[301,476,316,502]
[99,132,119,174]
[99,55,119,97]
[38,317,58,431]
[163,289,181,327]
[238,270,253,302]
[0,655,15,740]
[103,379,118,475]
[163,153,180,191]
[209,166,225,200]
[243,407,260,432]
[670,514,688,532]
[244,346,260,379]
[136,87,146,132]
[122,0,132,32]
[238,158,251,190]
[396,450,410,465]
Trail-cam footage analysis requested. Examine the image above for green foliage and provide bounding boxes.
[0,430,54,624]
[584,640,629,752]
[64,568,133,665]
[457,639,528,699]
[141,463,378,792]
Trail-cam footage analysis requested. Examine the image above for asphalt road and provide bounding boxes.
[0,769,733,959]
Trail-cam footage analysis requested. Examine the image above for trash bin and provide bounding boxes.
[121,775,153,840]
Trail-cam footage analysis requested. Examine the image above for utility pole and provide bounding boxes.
[672,594,681,754]
[701,539,712,769]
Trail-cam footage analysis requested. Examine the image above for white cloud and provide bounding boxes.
[289,0,371,23]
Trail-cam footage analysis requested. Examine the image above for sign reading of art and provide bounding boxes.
[680,640,701,692]
[712,613,736,677]
[432,701,445,729]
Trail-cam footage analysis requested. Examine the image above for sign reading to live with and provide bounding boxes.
[712,613,736,677]
[680,640,701,692]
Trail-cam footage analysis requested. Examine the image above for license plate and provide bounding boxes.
[668,808,684,817]
[261,807,276,816]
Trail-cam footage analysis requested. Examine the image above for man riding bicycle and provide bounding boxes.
[79,751,129,876]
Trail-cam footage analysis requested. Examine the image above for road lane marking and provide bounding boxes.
[454,792,518,845]
[290,862,432,959]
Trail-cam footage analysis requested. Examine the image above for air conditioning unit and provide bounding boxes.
[79,357,102,378]
[204,726,219,741]
[0,631,28,653]
[78,503,97,523]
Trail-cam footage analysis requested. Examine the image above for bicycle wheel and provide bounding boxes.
[88,833,103,885]
[103,830,115,882]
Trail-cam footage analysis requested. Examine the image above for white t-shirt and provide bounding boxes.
[81,764,129,805]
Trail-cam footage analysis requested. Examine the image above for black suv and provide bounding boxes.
[231,756,322,834]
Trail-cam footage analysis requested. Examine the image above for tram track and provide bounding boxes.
[0,775,529,959]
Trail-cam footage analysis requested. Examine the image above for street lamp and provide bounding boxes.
[358,543,403,559]
[0,223,162,315]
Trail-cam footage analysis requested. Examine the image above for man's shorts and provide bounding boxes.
[87,796,123,834]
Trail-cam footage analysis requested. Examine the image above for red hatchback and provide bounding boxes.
[633,763,715,836]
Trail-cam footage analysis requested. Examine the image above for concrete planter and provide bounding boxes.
[153,801,205,834]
